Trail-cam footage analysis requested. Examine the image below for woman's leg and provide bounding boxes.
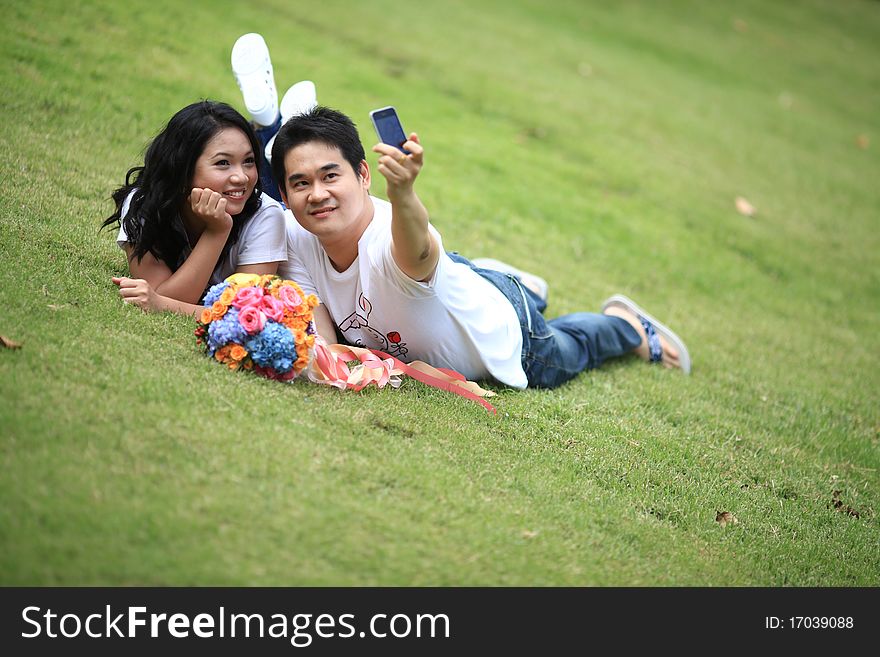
[231,33,283,202]
[255,115,283,202]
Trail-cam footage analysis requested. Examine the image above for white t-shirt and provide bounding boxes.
[279,196,527,388]
[116,191,287,289]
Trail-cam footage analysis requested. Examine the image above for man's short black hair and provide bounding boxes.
[271,106,366,192]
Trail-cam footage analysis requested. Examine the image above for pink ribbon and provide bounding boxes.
[309,340,496,414]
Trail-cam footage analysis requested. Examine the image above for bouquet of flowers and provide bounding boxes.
[194,273,319,381]
[194,274,498,413]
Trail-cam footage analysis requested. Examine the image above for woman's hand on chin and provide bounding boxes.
[189,188,233,233]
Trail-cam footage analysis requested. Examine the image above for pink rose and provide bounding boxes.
[238,305,266,334]
[261,294,285,322]
[232,286,264,309]
[278,285,302,310]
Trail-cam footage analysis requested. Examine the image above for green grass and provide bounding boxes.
[1,0,878,585]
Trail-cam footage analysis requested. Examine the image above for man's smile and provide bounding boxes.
[310,205,336,218]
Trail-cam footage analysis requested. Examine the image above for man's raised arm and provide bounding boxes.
[372,133,439,282]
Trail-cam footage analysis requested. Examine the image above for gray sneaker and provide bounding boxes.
[471,258,549,302]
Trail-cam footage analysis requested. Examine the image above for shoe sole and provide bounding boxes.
[231,33,271,75]
[265,81,320,162]
[601,294,691,374]
[231,34,277,125]
[280,80,318,119]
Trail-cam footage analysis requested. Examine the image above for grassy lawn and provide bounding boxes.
[1,0,877,585]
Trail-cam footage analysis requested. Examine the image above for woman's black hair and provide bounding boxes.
[102,100,263,271]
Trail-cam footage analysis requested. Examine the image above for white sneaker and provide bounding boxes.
[471,258,549,301]
[281,80,318,119]
[265,80,318,162]
[231,33,278,127]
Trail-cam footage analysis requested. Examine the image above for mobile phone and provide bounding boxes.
[370,106,410,154]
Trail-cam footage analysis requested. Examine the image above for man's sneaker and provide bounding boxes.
[265,81,319,162]
[231,33,278,127]
[471,258,549,302]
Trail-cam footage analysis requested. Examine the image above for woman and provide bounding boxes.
[103,100,287,315]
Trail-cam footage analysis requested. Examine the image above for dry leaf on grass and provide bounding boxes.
[47,304,70,311]
[732,18,748,33]
[521,530,539,539]
[715,511,738,527]
[855,134,870,150]
[735,196,756,217]
[1,335,23,349]
[831,490,860,519]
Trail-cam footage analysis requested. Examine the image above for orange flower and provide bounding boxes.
[268,277,289,296]
[229,344,247,361]
[219,287,236,305]
[211,301,228,320]
[200,308,213,324]
[282,312,306,331]
[296,339,314,362]
[215,345,232,362]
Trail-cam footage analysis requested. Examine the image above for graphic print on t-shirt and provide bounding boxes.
[337,293,408,358]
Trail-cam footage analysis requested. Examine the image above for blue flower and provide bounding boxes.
[202,281,230,306]
[245,321,296,373]
[207,307,247,351]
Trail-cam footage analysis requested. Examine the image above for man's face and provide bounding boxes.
[280,141,372,243]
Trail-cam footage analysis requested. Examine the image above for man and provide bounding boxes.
[273,107,690,389]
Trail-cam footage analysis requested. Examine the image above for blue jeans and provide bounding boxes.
[255,117,283,203]
[448,253,642,388]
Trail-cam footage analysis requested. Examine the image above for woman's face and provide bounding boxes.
[189,127,258,216]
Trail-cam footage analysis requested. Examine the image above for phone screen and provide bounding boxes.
[371,107,409,153]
